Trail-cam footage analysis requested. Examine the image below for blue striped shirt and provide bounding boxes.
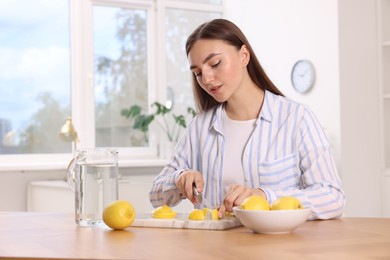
[149,90,346,219]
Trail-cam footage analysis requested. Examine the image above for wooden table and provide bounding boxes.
[0,212,389,259]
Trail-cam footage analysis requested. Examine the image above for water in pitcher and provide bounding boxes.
[76,163,118,226]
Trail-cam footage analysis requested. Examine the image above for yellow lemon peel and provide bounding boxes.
[102,200,136,230]
[189,208,219,220]
[224,211,235,218]
[188,209,206,220]
[210,209,219,220]
[240,195,270,211]
[202,208,219,220]
[271,196,303,210]
[152,205,177,219]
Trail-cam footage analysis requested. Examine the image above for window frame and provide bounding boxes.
[71,0,160,164]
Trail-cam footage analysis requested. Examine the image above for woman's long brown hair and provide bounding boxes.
[186,19,284,112]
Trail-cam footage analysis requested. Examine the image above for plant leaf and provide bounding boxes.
[174,115,186,128]
[133,114,154,132]
[153,102,170,115]
[121,105,142,118]
[187,107,196,117]
[128,105,142,117]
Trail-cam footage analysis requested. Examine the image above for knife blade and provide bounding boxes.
[193,184,213,209]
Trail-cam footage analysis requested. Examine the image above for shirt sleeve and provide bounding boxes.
[148,126,193,208]
[262,107,346,220]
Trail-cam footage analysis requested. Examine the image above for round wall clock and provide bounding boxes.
[291,59,316,94]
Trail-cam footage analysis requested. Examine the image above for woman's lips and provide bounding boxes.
[209,85,222,94]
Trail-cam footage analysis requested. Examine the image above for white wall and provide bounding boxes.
[338,0,383,217]
[225,0,384,217]
[0,170,66,211]
[224,0,341,167]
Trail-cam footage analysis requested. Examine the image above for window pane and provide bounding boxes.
[0,0,71,154]
[165,9,221,134]
[93,6,148,147]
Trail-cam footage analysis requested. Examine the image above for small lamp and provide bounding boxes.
[59,116,79,154]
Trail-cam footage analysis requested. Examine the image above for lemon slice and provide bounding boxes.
[210,209,219,220]
[152,205,177,219]
[188,209,206,220]
[189,208,219,220]
[202,208,219,220]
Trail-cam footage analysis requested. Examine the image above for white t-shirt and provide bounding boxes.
[221,107,256,195]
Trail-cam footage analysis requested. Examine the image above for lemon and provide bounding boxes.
[271,196,303,210]
[152,205,177,219]
[102,200,136,230]
[202,208,210,216]
[224,211,235,218]
[210,209,219,220]
[240,195,270,210]
[188,209,206,220]
[202,208,219,220]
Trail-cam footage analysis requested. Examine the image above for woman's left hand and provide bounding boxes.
[218,184,266,218]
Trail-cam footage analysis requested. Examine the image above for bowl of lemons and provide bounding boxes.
[233,196,311,234]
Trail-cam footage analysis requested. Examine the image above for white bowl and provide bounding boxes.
[233,207,311,234]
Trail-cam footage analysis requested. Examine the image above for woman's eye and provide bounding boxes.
[192,61,219,77]
[211,61,220,68]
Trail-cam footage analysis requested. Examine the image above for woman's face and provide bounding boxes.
[188,39,249,103]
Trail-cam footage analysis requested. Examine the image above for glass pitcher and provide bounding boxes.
[67,148,119,227]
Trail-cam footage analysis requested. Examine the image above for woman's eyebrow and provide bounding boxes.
[189,52,221,70]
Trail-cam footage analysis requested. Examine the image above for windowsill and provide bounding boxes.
[119,158,168,168]
[0,158,168,173]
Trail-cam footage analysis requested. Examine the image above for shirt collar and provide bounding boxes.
[211,89,275,132]
[210,104,224,134]
[258,90,274,123]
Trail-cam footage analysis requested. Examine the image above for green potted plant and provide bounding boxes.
[121,102,196,144]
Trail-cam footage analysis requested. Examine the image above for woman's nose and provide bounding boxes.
[201,69,214,85]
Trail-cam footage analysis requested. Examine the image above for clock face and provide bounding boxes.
[291,60,316,94]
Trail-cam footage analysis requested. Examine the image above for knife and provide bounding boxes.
[192,184,213,209]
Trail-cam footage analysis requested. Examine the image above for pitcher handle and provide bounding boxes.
[66,158,76,192]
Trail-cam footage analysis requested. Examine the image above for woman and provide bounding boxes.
[149,19,345,220]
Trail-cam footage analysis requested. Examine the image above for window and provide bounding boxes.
[0,0,223,169]
[93,6,148,148]
[0,0,71,155]
[165,8,221,125]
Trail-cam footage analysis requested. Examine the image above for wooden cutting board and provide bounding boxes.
[132,213,242,230]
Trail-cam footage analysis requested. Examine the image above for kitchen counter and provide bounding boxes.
[0,211,389,259]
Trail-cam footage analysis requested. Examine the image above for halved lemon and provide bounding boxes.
[152,205,177,219]
[188,209,206,220]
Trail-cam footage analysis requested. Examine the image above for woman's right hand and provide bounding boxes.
[175,170,204,204]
